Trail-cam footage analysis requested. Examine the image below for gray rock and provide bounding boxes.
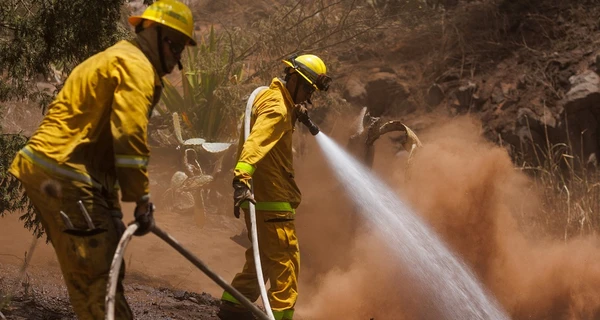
[343,77,367,105]
[364,72,410,117]
[491,86,505,104]
[564,70,600,113]
[173,290,187,300]
[425,83,444,107]
[455,81,478,111]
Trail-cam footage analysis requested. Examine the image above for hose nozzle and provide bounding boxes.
[296,103,320,136]
[301,117,320,136]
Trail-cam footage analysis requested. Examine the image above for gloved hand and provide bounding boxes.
[132,200,155,236]
[233,179,255,219]
[294,103,320,135]
[294,103,310,124]
[109,210,126,239]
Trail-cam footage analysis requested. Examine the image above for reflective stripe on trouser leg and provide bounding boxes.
[223,210,299,319]
[12,154,133,320]
[271,309,295,320]
[221,291,242,304]
[283,309,295,319]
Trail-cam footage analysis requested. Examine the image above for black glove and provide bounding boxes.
[132,201,155,236]
[109,210,126,239]
[294,103,320,135]
[233,180,255,219]
[295,103,310,124]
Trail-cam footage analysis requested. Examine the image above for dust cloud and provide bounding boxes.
[295,116,600,320]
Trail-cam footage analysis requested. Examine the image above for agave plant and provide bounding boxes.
[155,26,251,222]
[157,112,236,225]
[160,26,245,142]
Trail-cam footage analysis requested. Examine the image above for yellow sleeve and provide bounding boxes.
[106,187,122,211]
[235,98,288,183]
[109,58,155,202]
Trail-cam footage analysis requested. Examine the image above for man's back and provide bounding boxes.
[26,40,158,188]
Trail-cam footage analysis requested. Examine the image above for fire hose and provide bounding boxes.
[244,86,275,320]
[239,86,321,320]
[105,223,271,320]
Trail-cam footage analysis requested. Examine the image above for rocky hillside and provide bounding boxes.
[312,0,600,168]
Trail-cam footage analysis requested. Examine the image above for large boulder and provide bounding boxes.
[563,70,600,113]
[342,77,368,106]
[560,70,600,167]
[364,69,410,117]
[425,83,445,107]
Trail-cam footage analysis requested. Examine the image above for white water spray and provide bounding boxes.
[315,133,509,319]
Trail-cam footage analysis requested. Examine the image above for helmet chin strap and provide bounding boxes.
[158,25,184,71]
[292,74,302,103]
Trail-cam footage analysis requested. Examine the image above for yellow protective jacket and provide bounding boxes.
[235,78,301,211]
[10,40,161,204]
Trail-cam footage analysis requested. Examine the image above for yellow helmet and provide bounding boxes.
[129,0,197,46]
[283,54,332,91]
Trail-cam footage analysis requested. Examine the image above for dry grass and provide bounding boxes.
[517,126,600,240]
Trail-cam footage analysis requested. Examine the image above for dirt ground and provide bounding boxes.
[0,200,245,319]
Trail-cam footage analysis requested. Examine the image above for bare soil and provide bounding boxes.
[0,203,244,320]
[0,261,221,320]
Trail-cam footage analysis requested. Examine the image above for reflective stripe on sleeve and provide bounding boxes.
[240,201,295,213]
[115,154,149,168]
[235,161,256,176]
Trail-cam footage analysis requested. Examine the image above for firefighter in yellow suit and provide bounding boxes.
[8,1,196,319]
[218,54,332,320]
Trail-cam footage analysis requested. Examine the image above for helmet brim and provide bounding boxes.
[128,16,143,27]
[282,59,323,91]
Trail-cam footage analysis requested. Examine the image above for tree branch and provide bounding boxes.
[0,23,17,31]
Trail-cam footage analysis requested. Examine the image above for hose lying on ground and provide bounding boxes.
[105,223,271,320]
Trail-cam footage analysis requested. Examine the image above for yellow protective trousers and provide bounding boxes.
[222,210,299,320]
[10,153,132,320]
